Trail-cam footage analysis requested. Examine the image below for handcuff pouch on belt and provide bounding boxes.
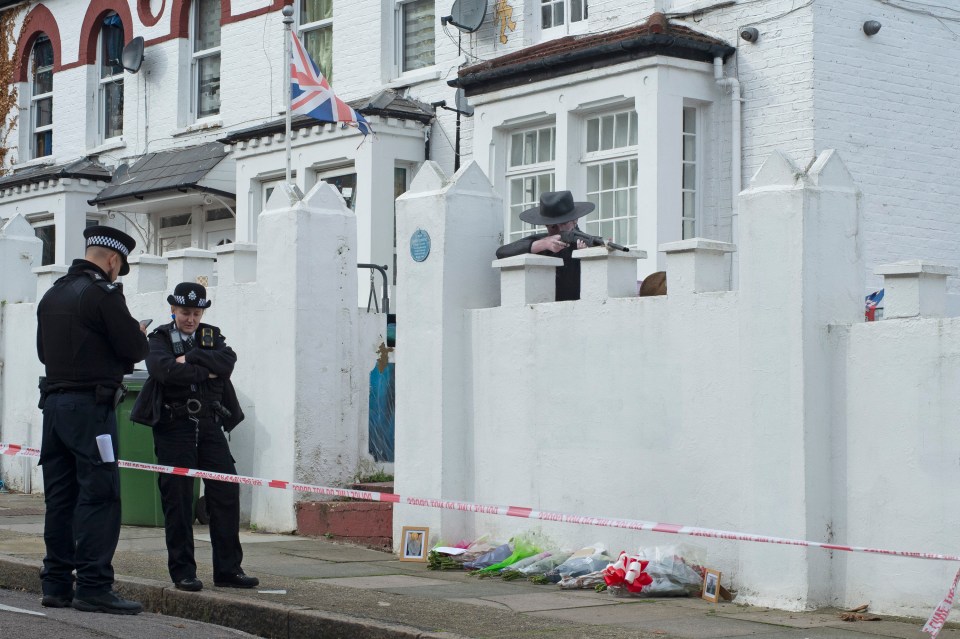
[164,398,203,419]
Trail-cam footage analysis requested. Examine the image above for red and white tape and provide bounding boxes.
[1,441,956,636]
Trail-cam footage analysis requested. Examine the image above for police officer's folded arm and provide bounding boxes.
[145,337,211,385]
[185,344,236,378]
[98,290,149,364]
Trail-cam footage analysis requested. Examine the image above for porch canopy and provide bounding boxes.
[89,142,235,214]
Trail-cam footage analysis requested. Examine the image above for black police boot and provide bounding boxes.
[72,590,143,615]
[214,571,259,588]
[175,577,203,592]
[41,592,74,608]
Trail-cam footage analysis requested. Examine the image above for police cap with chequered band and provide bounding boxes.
[167,282,212,309]
[83,225,136,276]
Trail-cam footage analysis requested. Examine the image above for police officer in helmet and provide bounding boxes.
[36,225,148,614]
[144,282,256,592]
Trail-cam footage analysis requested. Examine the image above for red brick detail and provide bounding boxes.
[14,5,63,83]
[221,0,287,26]
[137,0,165,27]
[296,501,393,549]
[75,0,135,67]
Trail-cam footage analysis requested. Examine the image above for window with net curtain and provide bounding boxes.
[100,12,124,139]
[31,35,53,158]
[194,0,221,118]
[400,0,434,73]
[301,0,333,82]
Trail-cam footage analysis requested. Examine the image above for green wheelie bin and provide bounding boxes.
[117,370,199,526]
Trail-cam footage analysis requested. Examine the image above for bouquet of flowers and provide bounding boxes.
[604,545,705,597]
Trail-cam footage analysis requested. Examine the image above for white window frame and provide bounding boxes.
[681,106,699,239]
[540,0,589,40]
[156,212,193,255]
[298,0,333,81]
[580,109,639,248]
[30,36,53,159]
[505,125,557,243]
[191,0,221,120]
[98,13,124,142]
[394,0,435,77]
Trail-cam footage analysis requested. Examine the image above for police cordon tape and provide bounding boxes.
[1,441,957,637]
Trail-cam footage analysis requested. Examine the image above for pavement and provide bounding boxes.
[0,492,952,639]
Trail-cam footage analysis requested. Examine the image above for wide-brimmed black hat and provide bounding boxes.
[167,282,212,308]
[519,191,595,225]
[84,225,135,276]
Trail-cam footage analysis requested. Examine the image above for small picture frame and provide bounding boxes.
[399,526,429,562]
[702,568,721,603]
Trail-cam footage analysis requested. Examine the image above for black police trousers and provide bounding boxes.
[39,392,121,599]
[153,415,243,583]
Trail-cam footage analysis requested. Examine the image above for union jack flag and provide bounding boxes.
[290,32,370,135]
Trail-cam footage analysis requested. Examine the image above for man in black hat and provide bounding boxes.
[36,225,148,614]
[141,282,255,592]
[495,191,594,301]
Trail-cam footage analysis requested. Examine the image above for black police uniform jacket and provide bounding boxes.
[495,229,582,302]
[37,259,148,391]
[134,322,244,431]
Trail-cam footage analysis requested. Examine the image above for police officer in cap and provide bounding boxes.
[36,225,149,614]
[144,282,257,592]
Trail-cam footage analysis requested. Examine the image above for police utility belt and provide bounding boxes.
[163,399,232,420]
[38,378,126,410]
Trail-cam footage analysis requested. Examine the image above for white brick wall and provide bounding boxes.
[5,0,960,295]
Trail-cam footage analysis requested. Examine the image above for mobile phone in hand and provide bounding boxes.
[140,318,153,328]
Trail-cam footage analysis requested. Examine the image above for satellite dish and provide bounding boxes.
[112,162,130,184]
[121,37,144,74]
[445,0,486,33]
[454,88,474,117]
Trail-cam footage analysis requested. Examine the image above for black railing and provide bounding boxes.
[358,263,389,315]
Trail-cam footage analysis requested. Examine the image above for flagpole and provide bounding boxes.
[282,5,294,185]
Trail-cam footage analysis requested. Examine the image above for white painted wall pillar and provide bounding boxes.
[58,190,93,264]
[635,70,684,274]
[355,135,397,308]
[164,247,216,288]
[124,254,168,295]
[574,246,648,301]
[214,242,257,285]
[250,181,359,531]
[492,254,561,305]
[660,238,735,294]
[875,261,957,319]
[737,149,863,608]
[0,215,43,303]
[33,265,69,301]
[393,161,502,548]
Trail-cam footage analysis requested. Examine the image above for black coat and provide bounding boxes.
[133,322,244,431]
[496,232,581,301]
[36,260,148,390]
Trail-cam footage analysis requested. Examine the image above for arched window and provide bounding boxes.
[99,12,124,140]
[30,35,54,158]
[192,0,221,118]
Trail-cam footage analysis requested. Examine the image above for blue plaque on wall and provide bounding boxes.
[410,229,431,262]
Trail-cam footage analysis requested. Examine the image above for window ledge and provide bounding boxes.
[174,118,224,137]
[15,155,57,170]
[88,138,127,155]
[386,66,441,89]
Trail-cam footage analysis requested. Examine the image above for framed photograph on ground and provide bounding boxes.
[702,568,721,603]
[400,526,429,562]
